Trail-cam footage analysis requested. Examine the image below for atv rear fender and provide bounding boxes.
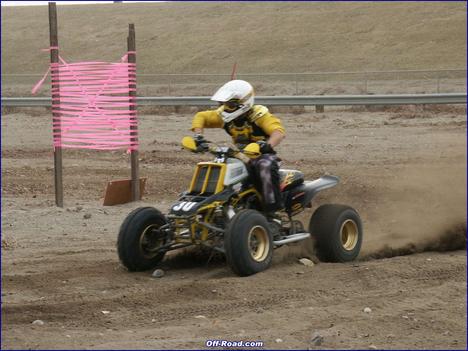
[284,175,339,215]
[302,175,340,204]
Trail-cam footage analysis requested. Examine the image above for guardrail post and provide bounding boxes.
[316,105,324,113]
[295,73,298,95]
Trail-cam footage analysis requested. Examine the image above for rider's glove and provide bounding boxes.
[257,140,276,154]
[194,133,209,152]
[194,133,206,146]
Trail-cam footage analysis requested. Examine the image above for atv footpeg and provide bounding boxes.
[273,232,310,246]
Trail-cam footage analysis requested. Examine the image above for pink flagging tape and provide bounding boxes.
[32,67,51,95]
[33,51,139,151]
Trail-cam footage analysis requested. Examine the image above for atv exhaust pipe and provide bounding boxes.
[273,232,311,246]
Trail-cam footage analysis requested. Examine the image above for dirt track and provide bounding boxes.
[1,106,466,349]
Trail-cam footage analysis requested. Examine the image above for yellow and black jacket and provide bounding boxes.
[191,105,285,146]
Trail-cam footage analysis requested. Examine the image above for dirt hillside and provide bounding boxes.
[1,2,466,74]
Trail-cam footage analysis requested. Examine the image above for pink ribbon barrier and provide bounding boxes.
[33,52,139,151]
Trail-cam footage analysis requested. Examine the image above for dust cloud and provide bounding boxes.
[361,163,466,259]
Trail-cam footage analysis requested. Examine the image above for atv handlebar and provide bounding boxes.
[181,136,260,162]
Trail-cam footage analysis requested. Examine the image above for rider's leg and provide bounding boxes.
[251,154,283,213]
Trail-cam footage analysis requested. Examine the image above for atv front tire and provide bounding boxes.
[309,204,363,262]
[224,209,273,276]
[117,207,168,271]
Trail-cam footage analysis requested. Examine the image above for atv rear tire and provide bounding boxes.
[224,209,273,276]
[309,204,363,262]
[117,207,168,271]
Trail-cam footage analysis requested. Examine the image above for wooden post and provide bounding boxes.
[128,23,140,201]
[49,2,63,207]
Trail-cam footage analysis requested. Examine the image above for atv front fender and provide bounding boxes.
[169,188,235,216]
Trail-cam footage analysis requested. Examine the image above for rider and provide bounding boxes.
[191,80,286,214]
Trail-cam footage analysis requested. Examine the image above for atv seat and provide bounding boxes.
[279,169,304,192]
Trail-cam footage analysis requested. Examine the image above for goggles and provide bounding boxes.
[221,100,241,112]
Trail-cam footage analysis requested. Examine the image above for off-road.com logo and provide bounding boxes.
[206,339,264,347]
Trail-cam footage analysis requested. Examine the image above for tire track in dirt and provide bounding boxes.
[362,223,466,260]
[3,247,465,325]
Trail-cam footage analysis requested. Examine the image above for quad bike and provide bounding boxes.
[117,137,363,276]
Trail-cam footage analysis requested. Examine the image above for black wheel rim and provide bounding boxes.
[139,224,165,259]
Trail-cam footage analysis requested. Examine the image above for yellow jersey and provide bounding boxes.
[191,105,285,145]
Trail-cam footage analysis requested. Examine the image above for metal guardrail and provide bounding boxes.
[256,93,467,106]
[2,93,466,107]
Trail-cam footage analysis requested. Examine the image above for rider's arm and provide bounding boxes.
[255,113,286,147]
[268,129,285,147]
[191,109,224,134]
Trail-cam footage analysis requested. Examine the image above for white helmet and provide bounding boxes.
[211,80,255,123]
